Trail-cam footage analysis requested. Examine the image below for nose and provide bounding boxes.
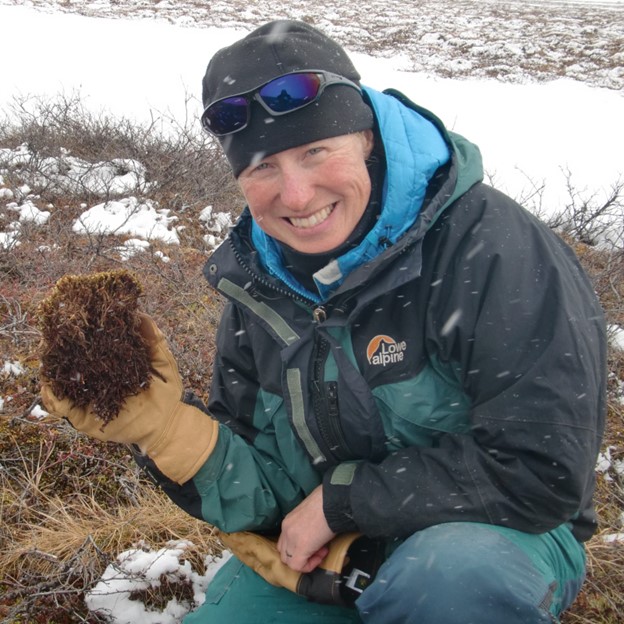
[278,166,315,212]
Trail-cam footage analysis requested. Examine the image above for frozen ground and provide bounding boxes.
[2,0,623,90]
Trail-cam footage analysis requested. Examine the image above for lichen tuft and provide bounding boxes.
[38,269,153,425]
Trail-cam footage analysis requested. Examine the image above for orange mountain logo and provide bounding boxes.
[366,335,407,367]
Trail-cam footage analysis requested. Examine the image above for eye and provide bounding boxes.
[243,161,270,177]
[307,146,323,156]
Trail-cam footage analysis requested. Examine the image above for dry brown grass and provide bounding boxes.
[0,419,220,622]
[3,478,218,574]
[1,94,623,623]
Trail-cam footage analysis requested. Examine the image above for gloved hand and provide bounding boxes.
[40,313,219,485]
[219,530,385,607]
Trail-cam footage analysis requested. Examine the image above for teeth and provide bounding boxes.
[289,205,333,229]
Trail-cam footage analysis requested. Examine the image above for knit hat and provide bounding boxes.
[201,20,374,177]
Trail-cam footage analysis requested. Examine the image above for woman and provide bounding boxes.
[42,19,607,624]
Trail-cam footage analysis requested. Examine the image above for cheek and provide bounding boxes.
[335,164,371,201]
[240,183,269,219]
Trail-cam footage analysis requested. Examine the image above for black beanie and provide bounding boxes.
[201,20,374,177]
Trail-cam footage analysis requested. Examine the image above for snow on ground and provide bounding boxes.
[1,0,623,90]
[1,0,623,621]
[0,142,234,253]
[84,542,231,624]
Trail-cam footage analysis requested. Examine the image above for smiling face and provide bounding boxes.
[238,131,374,254]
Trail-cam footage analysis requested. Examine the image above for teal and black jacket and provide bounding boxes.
[142,87,607,544]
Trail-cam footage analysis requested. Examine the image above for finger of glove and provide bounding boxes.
[41,380,136,442]
[137,313,183,393]
[40,382,113,440]
[41,382,82,419]
[137,312,165,346]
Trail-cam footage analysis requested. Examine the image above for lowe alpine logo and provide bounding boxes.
[366,335,407,367]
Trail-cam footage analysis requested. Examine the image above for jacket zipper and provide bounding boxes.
[312,337,352,462]
[229,239,316,306]
[325,381,352,460]
[229,240,352,461]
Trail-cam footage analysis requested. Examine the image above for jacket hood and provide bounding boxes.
[381,88,483,225]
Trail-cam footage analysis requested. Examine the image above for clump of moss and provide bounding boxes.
[38,269,153,425]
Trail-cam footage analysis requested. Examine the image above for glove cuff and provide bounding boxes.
[148,401,219,484]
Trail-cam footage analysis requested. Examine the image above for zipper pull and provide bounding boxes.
[313,306,327,323]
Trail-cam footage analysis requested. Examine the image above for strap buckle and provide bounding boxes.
[344,567,371,594]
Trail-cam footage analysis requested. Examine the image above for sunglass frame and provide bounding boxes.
[201,70,361,137]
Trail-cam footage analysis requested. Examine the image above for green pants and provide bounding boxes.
[184,555,360,624]
[184,522,586,624]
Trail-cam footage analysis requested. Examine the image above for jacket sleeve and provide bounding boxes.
[138,300,322,533]
[323,185,607,541]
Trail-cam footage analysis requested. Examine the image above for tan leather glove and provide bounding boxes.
[40,313,219,485]
[219,530,385,607]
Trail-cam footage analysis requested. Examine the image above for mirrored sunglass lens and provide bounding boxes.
[259,73,322,113]
[205,96,248,135]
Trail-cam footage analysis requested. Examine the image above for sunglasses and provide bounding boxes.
[201,70,361,137]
